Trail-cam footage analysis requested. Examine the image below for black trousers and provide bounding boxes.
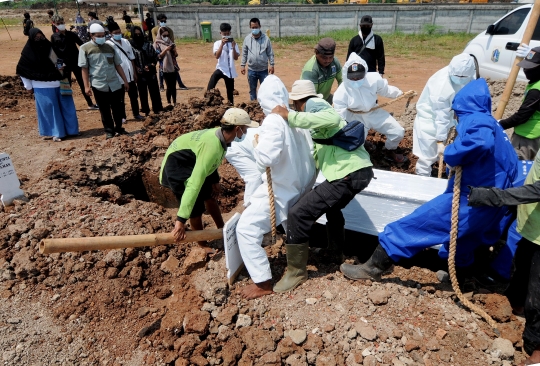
[92,87,125,134]
[207,69,234,104]
[121,80,140,119]
[137,71,163,115]
[287,166,374,244]
[505,237,540,355]
[69,65,94,107]
[163,72,177,104]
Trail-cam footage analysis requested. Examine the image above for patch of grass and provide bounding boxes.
[0,18,22,26]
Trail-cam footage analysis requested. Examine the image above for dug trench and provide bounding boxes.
[0,82,529,365]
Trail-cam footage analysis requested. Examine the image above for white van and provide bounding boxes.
[464,4,540,82]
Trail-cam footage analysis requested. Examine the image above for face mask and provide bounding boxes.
[349,79,365,88]
[450,75,469,85]
[94,37,106,45]
[251,28,260,35]
[113,34,122,41]
[162,36,169,42]
[57,24,66,31]
[159,22,166,27]
[234,129,246,143]
[360,26,371,34]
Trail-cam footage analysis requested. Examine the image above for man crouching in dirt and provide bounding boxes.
[340,78,519,283]
[160,108,258,254]
[226,75,316,299]
[271,80,374,293]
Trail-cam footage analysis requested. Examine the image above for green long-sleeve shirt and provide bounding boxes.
[288,97,372,182]
[300,55,342,101]
[160,128,226,221]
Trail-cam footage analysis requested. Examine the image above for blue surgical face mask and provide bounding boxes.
[94,37,106,45]
[450,75,469,85]
[349,79,365,88]
[251,28,260,35]
[234,129,246,143]
[159,22,166,27]
[113,34,122,41]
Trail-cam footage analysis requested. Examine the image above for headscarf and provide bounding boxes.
[130,26,145,49]
[16,28,62,82]
[154,26,176,73]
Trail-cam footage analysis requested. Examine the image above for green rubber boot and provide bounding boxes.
[273,242,309,293]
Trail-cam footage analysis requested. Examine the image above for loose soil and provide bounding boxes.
[0,17,529,366]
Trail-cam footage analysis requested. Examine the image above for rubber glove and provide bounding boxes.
[437,142,445,156]
[516,43,532,58]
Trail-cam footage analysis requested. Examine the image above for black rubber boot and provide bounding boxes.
[323,224,345,263]
[340,244,394,281]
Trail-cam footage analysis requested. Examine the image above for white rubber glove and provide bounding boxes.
[437,142,445,156]
[516,43,532,58]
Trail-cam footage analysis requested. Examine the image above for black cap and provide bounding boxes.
[315,37,336,55]
[347,63,366,80]
[517,46,540,69]
[360,15,373,25]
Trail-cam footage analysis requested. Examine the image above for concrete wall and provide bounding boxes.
[153,3,521,40]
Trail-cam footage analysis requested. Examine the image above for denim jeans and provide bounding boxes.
[247,69,269,101]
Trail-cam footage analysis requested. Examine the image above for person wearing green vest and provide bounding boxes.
[160,108,258,253]
[270,80,373,293]
[500,46,540,161]
[300,38,343,104]
[468,151,540,366]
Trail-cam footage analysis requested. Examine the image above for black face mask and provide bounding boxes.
[360,26,371,34]
[524,66,540,82]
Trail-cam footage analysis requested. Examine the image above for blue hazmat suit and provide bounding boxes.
[379,78,518,268]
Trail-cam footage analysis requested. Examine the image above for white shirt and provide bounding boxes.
[20,77,60,90]
[106,38,135,83]
[213,40,239,79]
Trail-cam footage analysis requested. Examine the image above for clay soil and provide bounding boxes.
[0,16,530,366]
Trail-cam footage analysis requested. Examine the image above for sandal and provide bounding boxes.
[52,137,62,142]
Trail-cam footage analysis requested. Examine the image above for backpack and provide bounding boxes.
[312,120,365,151]
[23,19,34,36]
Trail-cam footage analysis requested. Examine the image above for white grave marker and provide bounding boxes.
[223,212,244,285]
[0,153,25,207]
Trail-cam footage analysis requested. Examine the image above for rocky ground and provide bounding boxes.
[0,80,530,365]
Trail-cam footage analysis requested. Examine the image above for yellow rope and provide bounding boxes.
[347,90,417,114]
[448,166,499,333]
[266,167,277,245]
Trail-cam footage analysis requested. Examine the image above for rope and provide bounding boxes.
[266,167,277,245]
[448,166,499,334]
[347,90,417,114]
[438,127,457,179]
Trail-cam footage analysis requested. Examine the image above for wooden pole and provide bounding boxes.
[494,0,540,119]
[40,229,223,254]
[0,18,13,41]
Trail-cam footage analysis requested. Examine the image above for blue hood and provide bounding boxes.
[452,78,491,117]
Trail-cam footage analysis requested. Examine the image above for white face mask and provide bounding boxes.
[349,79,365,88]
[56,24,66,31]
[162,36,169,42]
[450,75,469,85]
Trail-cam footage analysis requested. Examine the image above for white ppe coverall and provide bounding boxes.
[333,52,404,150]
[413,53,476,176]
[232,75,316,284]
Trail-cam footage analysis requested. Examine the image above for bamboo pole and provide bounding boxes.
[40,229,223,254]
[0,18,13,41]
[494,0,540,119]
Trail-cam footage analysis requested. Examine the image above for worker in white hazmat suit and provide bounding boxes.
[413,53,476,176]
[232,75,316,299]
[225,127,262,206]
[334,52,407,163]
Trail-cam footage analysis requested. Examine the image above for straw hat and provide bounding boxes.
[289,80,323,101]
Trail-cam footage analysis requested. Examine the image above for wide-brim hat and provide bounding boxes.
[221,108,259,127]
[289,80,323,101]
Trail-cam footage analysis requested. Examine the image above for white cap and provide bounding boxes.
[289,80,323,101]
[221,108,259,128]
[89,23,105,34]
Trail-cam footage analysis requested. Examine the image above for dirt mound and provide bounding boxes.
[0,76,32,110]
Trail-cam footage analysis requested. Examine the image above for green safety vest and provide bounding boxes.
[517,152,540,245]
[514,79,540,140]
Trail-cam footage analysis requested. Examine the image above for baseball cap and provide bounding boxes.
[360,15,373,25]
[315,38,336,55]
[89,23,105,34]
[517,47,540,69]
[221,108,259,128]
[347,63,366,80]
[289,80,323,101]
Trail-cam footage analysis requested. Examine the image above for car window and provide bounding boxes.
[493,8,529,36]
